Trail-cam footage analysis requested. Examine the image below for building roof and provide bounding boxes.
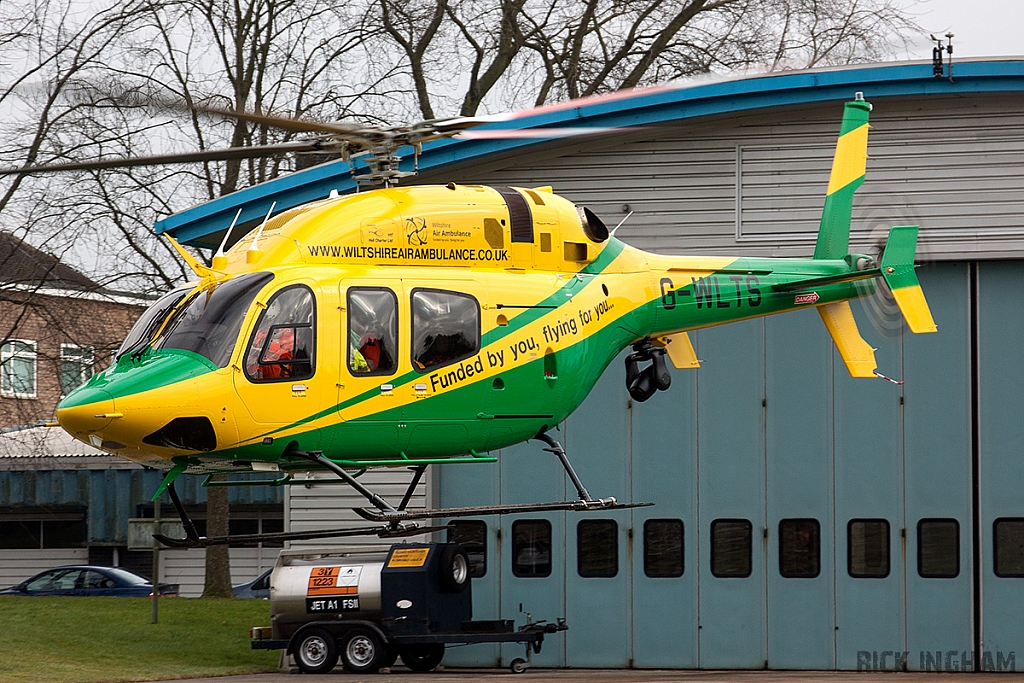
[0,231,99,290]
[0,231,151,305]
[0,425,138,471]
[155,58,1024,248]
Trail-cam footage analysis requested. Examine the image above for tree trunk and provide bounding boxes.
[202,475,233,597]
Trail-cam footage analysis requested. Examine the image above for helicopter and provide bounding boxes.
[3,91,936,548]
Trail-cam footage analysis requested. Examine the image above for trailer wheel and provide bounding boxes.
[510,657,528,674]
[438,544,470,593]
[294,627,338,674]
[340,627,386,674]
[400,644,445,672]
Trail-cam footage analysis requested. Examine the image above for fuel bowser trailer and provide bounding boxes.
[250,542,567,674]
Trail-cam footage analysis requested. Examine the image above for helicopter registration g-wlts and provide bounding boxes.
[15,93,936,547]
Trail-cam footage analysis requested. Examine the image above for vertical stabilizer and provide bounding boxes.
[880,225,938,333]
[814,96,872,259]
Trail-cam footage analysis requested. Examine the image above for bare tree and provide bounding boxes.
[364,0,917,116]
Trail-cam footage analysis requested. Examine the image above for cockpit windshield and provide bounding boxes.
[153,272,274,368]
[116,287,191,360]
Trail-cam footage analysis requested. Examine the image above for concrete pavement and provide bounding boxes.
[151,669,1024,682]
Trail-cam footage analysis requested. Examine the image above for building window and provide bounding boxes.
[447,520,487,577]
[644,518,683,578]
[224,516,284,548]
[347,288,398,375]
[0,520,41,549]
[512,519,551,577]
[779,518,821,578]
[849,519,890,578]
[918,519,959,578]
[411,289,480,372]
[711,519,752,578]
[578,519,617,578]
[994,518,1024,578]
[59,344,94,395]
[0,517,84,549]
[1,340,37,397]
[244,285,315,382]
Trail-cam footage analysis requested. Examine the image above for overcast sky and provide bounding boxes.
[905,0,1022,59]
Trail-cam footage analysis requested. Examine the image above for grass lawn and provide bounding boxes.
[0,596,280,683]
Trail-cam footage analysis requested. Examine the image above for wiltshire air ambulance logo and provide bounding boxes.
[405,217,428,246]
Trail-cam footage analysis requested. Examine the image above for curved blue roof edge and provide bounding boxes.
[158,58,1024,247]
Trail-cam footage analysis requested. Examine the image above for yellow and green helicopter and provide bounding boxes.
[7,93,936,546]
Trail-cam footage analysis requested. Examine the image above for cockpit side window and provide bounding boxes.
[155,272,274,368]
[244,285,315,382]
[116,287,191,360]
[348,288,397,376]
[411,289,480,372]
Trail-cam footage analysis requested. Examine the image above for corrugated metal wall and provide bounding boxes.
[0,468,284,587]
[0,469,282,545]
[284,469,428,551]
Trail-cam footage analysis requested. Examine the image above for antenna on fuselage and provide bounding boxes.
[246,201,276,265]
[212,208,243,271]
[610,210,633,237]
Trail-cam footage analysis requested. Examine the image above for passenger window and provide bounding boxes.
[512,519,551,578]
[411,289,480,372]
[918,519,959,578]
[848,519,890,578]
[779,518,820,578]
[578,519,617,578]
[82,570,112,589]
[711,519,752,578]
[447,520,487,578]
[994,518,1024,578]
[644,518,684,578]
[347,288,398,375]
[244,285,315,382]
[24,570,63,591]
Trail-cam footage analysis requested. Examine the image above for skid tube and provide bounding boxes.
[342,431,653,523]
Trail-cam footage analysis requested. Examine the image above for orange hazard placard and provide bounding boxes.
[388,547,430,567]
[307,566,362,597]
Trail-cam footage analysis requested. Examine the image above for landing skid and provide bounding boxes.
[352,498,651,523]
[153,520,447,548]
[297,432,652,523]
[153,433,652,549]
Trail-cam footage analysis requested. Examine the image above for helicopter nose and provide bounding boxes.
[56,389,117,438]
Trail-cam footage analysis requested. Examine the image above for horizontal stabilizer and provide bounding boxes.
[772,268,880,293]
[818,301,877,378]
[660,332,700,369]
[880,226,937,333]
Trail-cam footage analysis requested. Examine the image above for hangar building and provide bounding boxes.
[160,58,1024,670]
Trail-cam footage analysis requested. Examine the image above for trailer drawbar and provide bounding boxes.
[249,542,567,674]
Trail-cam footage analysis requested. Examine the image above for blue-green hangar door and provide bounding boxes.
[436,263,1021,670]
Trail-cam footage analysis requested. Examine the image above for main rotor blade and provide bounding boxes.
[0,140,329,176]
[181,100,382,143]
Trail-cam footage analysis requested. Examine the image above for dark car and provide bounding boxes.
[0,565,179,597]
[232,567,271,599]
